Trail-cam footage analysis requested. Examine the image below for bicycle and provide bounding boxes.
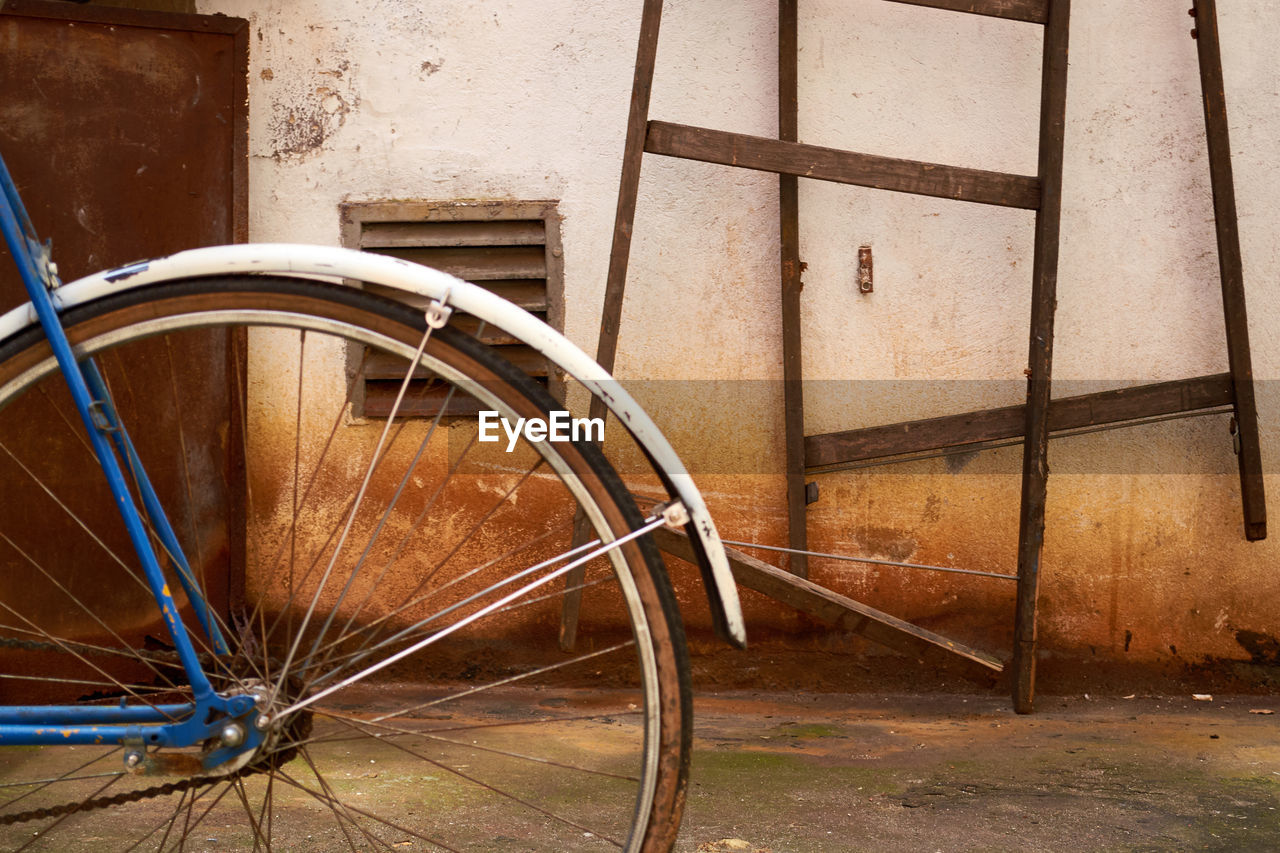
[0,149,743,850]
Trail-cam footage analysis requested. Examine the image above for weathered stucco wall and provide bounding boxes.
[198,0,1280,690]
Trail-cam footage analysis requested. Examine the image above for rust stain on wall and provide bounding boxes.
[1235,630,1280,665]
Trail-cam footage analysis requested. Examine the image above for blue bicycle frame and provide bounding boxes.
[0,152,261,767]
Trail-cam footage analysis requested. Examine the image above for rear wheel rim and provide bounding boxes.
[0,277,690,851]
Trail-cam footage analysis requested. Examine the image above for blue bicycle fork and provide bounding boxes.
[0,152,259,763]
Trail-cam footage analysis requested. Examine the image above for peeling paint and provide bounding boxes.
[267,87,353,160]
[247,16,360,162]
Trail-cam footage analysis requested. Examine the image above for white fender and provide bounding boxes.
[0,244,745,646]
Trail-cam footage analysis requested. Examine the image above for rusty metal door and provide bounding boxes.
[0,1,247,698]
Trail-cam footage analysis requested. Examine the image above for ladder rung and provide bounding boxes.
[645,121,1040,209]
[882,0,1048,25]
[805,373,1235,468]
[652,528,1004,672]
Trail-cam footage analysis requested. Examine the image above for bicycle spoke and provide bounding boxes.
[13,772,123,853]
[289,330,306,651]
[93,356,262,690]
[302,376,462,668]
[0,427,246,695]
[116,493,261,689]
[123,780,230,853]
[296,746,391,852]
[230,776,270,852]
[323,390,468,651]
[420,709,646,736]
[306,562,601,682]
[0,440,151,595]
[260,382,435,655]
[240,344,373,649]
[273,320,437,703]
[296,708,645,753]
[154,341,230,653]
[0,747,122,811]
[170,781,238,852]
[148,787,189,853]
[380,639,635,723]
[326,714,624,848]
[296,433,507,669]
[0,532,180,690]
[0,674,182,696]
[33,384,96,460]
[286,517,662,713]
[312,708,641,783]
[283,640,637,751]
[254,395,421,660]
[178,785,197,851]
[273,766,459,853]
[0,600,182,720]
[298,526,593,687]
[257,768,275,851]
[302,510,563,668]
[299,457,549,685]
[494,570,613,614]
[0,770,123,796]
[0,620,185,673]
[231,329,256,587]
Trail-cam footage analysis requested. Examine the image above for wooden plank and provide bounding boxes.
[1193,0,1266,541]
[365,347,548,380]
[358,220,546,249]
[881,0,1048,24]
[653,528,1003,674]
[363,354,552,420]
[445,315,547,347]
[483,280,550,312]
[363,280,547,313]
[595,0,664,378]
[565,0,666,651]
[1013,0,1071,716]
[342,199,559,228]
[805,373,1235,468]
[541,204,567,400]
[779,0,808,579]
[363,384,488,419]
[368,245,546,280]
[645,121,1041,209]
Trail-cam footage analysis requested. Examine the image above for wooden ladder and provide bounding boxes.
[567,0,1264,713]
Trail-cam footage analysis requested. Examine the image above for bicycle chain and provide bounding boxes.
[0,636,310,826]
[0,728,310,827]
[0,773,228,826]
[0,634,180,664]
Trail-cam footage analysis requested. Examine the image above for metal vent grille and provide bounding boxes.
[340,201,563,418]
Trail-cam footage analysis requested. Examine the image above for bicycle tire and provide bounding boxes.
[0,275,691,851]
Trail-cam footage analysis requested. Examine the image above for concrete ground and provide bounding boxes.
[4,688,1276,850]
[678,691,1280,852]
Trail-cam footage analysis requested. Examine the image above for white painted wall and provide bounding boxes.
[198,0,1279,675]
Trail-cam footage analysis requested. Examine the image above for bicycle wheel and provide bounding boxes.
[0,275,691,851]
